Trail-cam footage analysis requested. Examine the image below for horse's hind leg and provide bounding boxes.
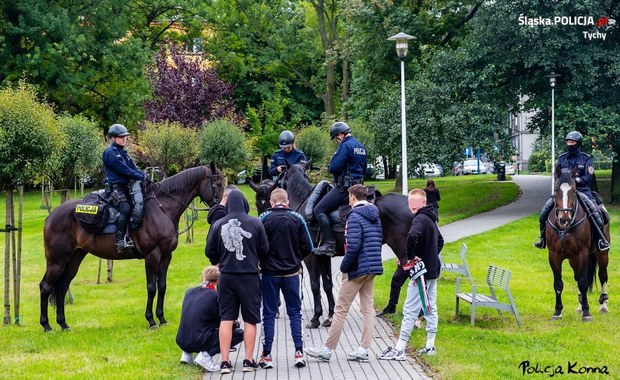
[155,254,172,326]
[53,251,88,331]
[317,255,335,327]
[303,256,322,329]
[40,266,61,332]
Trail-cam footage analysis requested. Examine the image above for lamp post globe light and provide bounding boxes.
[547,72,560,194]
[388,32,415,195]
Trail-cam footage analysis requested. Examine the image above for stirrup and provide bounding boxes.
[123,234,135,247]
[597,240,610,251]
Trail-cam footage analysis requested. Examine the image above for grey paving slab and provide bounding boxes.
[199,175,549,379]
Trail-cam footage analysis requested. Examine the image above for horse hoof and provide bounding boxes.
[551,315,562,321]
[44,327,53,333]
[600,306,609,314]
[582,315,592,322]
[576,307,582,315]
[62,326,72,332]
[321,318,332,327]
[148,324,159,330]
[306,320,320,329]
[159,322,168,327]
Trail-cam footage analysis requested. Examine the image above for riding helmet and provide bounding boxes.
[108,124,130,137]
[329,122,351,140]
[565,131,583,144]
[278,130,295,149]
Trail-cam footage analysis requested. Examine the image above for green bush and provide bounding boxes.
[296,125,330,166]
[198,119,249,173]
[139,121,198,178]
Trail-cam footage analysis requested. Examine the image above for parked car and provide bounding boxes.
[462,159,489,174]
[415,163,442,178]
[505,162,516,175]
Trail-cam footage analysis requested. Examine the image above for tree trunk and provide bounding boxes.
[4,187,12,325]
[340,28,350,120]
[13,185,23,325]
[612,155,620,204]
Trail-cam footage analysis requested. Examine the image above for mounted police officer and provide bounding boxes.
[534,131,610,251]
[313,122,367,256]
[103,124,147,254]
[268,130,307,181]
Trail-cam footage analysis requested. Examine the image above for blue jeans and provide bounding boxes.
[262,273,303,352]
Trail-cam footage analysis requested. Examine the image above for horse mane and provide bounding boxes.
[155,166,205,196]
[286,164,314,203]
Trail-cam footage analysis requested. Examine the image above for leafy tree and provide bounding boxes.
[0,84,60,186]
[198,119,249,178]
[138,121,198,177]
[0,0,152,127]
[47,115,105,202]
[144,43,238,128]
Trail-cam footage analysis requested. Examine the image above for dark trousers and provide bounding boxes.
[204,328,244,357]
[262,273,303,352]
[384,265,409,313]
[314,186,348,218]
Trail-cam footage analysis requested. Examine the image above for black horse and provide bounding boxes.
[546,167,610,321]
[265,161,413,328]
[40,164,224,332]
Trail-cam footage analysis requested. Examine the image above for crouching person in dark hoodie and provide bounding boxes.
[205,190,269,373]
[306,184,383,363]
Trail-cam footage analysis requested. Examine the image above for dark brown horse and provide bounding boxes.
[40,164,224,332]
[248,178,278,214]
[546,167,610,321]
[275,162,413,328]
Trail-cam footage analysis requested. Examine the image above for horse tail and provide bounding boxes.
[587,252,598,293]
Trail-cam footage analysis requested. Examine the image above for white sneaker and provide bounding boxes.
[377,346,406,361]
[306,346,332,361]
[417,346,436,356]
[180,351,194,365]
[346,350,369,362]
[195,351,219,372]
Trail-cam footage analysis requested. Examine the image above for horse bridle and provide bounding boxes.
[206,169,221,206]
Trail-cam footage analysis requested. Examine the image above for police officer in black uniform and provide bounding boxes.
[534,131,610,251]
[313,122,367,256]
[102,124,147,253]
[268,130,307,179]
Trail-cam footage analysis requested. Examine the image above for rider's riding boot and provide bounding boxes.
[315,213,335,257]
[533,198,553,249]
[115,214,134,254]
[580,194,610,251]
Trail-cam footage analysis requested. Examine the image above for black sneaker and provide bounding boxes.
[220,361,233,374]
[376,309,395,317]
[243,359,259,372]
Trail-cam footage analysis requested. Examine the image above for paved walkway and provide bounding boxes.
[202,175,550,380]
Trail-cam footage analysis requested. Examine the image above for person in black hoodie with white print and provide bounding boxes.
[205,190,269,373]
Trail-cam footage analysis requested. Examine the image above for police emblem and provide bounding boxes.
[588,166,594,174]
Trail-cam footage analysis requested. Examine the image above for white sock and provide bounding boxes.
[322,345,332,354]
[395,340,407,351]
[426,337,436,349]
[357,346,368,355]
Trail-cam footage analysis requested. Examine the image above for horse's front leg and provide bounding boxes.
[155,254,172,326]
[317,255,335,327]
[572,256,591,322]
[598,251,609,313]
[549,253,564,320]
[304,256,322,328]
[144,253,161,329]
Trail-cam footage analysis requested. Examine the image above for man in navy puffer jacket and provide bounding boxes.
[306,184,383,363]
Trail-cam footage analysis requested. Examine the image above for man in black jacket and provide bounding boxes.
[205,190,269,373]
[379,189,444,360]
[176,265,244,372]
[206,185,239,225]
[258,189,313,368]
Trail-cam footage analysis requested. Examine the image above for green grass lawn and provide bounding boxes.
[0,174,614,379]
